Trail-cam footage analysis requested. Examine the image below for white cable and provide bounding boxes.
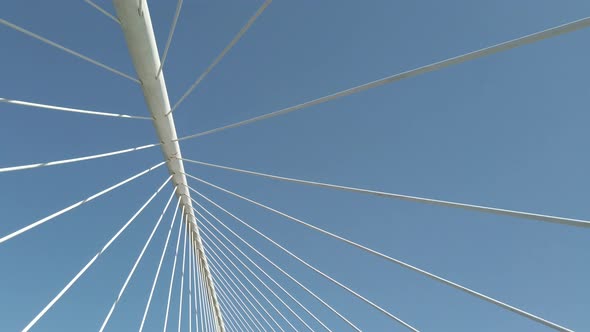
[0,161,164,244]
[198,254,215,331]
[168,0,272,115]
[199,255,213,331]
[220,282,260,331]
[204,257,220,332]
[178,220,189,332]
[197,211,332,332]
[196,209,295,332]
[0,142,159,173]
[181,158,590,228]
[213,277,257,332]
[205,254,218,332]
[187,211,225,332]
[138,199,181,332]
[201,237,278,332]
[190,197,360,331]
[211,267,270,332]
[196,247,206,332]
[216,293,243,332]
[163,206,186,331]
[197,255,210,331]
[22,175,171,331]
[83,0,120,24]
[0,18,138,83]
[156,0,184,78]
[205,248,273,332]
[186,176,574,332]
[100,187,177,331]
[175,16,590,142]
[186,179,417,330]
[190,234,200,330]
[188,228,193,332]
[206,244,287,332]
[197,214,322,332]
[0,98,151,120]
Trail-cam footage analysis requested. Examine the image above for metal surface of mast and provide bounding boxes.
[112,1,225,330]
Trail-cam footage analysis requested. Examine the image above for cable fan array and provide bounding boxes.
[1,1,589,331]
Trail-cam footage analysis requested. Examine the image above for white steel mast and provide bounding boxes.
[112,1,225,330]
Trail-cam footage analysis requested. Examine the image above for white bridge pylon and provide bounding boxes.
[112,1,225,331]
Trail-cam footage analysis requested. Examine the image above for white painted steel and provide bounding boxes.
[139,199,181,332]
[188,229,193,332]
[178,221,188,332]
[22,176,172,332]
[188,177,574,332]
[112,1,225,330]
[197,216,332,331]
[99,188,177,332]
[156,0,183,78]
[175,16,590,143]
[163,207,185,331]
[201,226,311,332]
[206,241,292,332]
[0,162,164,244]
[169,0,272,115]
[0,97,151,120]
[0,18,138,83]
[188,185,419,332]
[83,0,120,24]
[0,142,158,173]
[191,197,362,331]
[181,158,590,228]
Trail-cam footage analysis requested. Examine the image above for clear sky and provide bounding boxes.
[1,1,590,331]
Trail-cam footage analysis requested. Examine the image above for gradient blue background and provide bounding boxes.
[1,1,590,331]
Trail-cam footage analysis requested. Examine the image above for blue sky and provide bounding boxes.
[1,1,590,331]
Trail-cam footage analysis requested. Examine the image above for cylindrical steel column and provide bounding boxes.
[112,1,225,330]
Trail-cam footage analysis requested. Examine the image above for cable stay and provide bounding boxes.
[216,291,247,331]
[139,199,181,332]
[181,158,590,228]
[193,246,206,332]
[202,225,312,332]
[190,234,198,327]
[207,260,275,332]
[156,0,184,78]
[190,197,361,331]
[1,1,586,330]
[189,232,201,331]
[197,252,211,331]
[99,188,177,331]
[83,0,120,24]
[196,249,217,331]
[22,175,172,332]
[188,227,194,332]
[177,216,189,332]
[0,97,151,120]
[175,16,590,142]
[185,174,574,332]
[188,183,418,332]
[209,268,260,332]
[195,208,333,332]
[218,303,239,332]
[162,206,186,331]
[0,161,164,245]
[215,291,248,331]
[205,238,296,332]
[0,18,138,83]
[167,0,272,115]
[206,251,276,332]
[0,142,159,173]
